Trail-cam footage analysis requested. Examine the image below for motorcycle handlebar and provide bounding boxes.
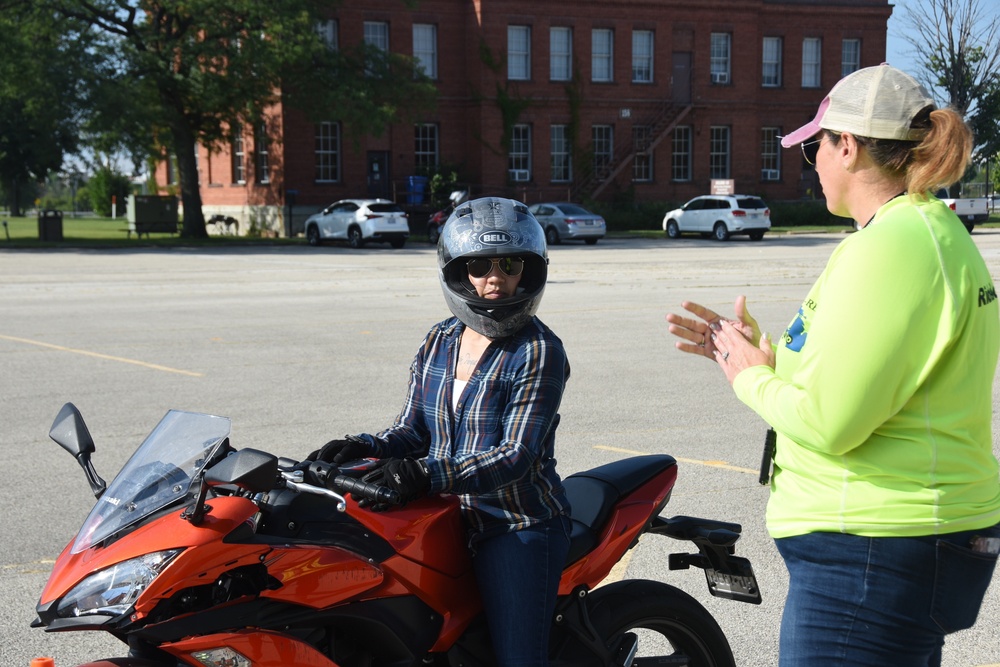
[300,460,402,507]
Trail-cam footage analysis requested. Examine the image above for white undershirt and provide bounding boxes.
[452,379,468,412]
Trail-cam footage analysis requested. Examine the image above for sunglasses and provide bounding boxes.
[800,137,823,166]
[467,257,524,278]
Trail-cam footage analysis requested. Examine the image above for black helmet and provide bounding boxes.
[437,197,547,338]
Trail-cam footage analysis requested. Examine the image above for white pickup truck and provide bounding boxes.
[935,189,989,232]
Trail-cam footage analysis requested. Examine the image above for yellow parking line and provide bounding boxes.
[595,444,758,475]
[0,334,203,377]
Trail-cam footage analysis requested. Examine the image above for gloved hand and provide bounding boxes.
[306,435,373,465]
[358,458,431,511]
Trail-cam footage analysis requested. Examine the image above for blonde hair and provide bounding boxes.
[850,106,972,196]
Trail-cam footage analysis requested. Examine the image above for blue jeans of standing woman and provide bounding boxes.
[775,523,1000,667]
[472,514,571,667]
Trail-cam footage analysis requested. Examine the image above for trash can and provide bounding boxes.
[38,210,64,242]
[407,176,428,205]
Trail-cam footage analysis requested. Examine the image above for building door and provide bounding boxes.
[367,151,390,199]
[672,52,692,105]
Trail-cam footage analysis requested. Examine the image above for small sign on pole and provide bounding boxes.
[710,179,735,195]
[112,195,117,219]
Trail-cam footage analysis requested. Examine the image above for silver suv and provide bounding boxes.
[663,195,770,241]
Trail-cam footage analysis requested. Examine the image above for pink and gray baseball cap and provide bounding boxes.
[780,64,936,148]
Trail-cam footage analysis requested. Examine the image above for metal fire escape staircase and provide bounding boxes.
[571,102,692,201]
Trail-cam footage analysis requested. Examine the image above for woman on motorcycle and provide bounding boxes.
[308,196,572,667]
[665,64,1000,666]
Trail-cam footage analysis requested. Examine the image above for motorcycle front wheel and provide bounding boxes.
[582,579,736,667]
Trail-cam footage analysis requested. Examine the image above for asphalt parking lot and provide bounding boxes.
[2,232,999,666]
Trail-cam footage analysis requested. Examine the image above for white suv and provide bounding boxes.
[663,195,770,241]
[305,199,410,248]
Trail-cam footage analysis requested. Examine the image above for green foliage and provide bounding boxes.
[87,167,132,217]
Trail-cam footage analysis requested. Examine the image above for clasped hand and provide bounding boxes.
[665,296,775,383]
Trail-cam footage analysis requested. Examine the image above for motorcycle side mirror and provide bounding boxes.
[183,448,278,525]
[48,403,106,499]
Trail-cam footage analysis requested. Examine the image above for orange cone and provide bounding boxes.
[30,659,56,667]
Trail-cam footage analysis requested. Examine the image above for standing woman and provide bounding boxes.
[666,64,1000,666]
[308,197,571,667]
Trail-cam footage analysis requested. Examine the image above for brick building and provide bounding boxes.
[163,0,893,236]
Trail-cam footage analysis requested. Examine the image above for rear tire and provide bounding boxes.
[585,238,599,245]
[577,579,736,667]
[348,226,365,248]
[748,230,765,241]
[545,227,561,245]
[713,222,730,241]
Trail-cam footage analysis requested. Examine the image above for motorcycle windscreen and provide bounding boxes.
[71,410,232,554]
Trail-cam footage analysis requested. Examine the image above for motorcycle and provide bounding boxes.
[33,403,761,667]
[426,190,467,244]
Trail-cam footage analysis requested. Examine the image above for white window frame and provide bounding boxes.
[710,33,731,84]
[550,27,572,81]
[761,127,781,181]
[508,25,531,81]
[592,124,613,174]
[841,38,860,77]
[414,123,439,170]
[709,126,730,179]
[364,21,389,51]
[592,29,614,83]
[762,37,782,87]
[508,124,532,180]
[551,124,572,182]
[232,129,245,184]
[632,125,653,182]
[802,37,821,88]
[413,24,438,79]
[255,122,269,184]
[672,126,692,182]
[632,30,653,83]
[315,122,340,183]
[316,19,338,50]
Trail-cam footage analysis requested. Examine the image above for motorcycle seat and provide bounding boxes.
[562,454,676,565]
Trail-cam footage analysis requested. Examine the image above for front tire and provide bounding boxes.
[427,225,440,244]
[306,225,322,246]
[665,220,681,239]
[576,580,736,667]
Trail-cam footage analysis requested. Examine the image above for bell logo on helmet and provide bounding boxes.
[478,230,512,246]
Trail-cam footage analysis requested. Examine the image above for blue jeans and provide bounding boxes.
[471,515,571,667]
[775,524,1000,667]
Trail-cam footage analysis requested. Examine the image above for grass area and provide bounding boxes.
[2,213,998,248]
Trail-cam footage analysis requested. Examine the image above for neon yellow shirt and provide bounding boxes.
[734,195,1000,538]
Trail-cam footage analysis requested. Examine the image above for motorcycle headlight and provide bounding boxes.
[192,647,252,667]
[56,549,182,618]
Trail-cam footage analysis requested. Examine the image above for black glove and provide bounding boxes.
[358,458,431,511]
[306,435,373,465]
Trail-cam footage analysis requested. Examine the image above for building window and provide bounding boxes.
[508,124,531,181]
[231,127,245,184]
[762,37,782,87]
[841,38,860,77]
[632,30,653,83]
[761,127,781,181]
[802,37,821,88]
[550,27,572,81]
[316,19,337,50]
[550,125,572,182]
[709,126,730,179]
[255,122,269,184]
[364,21,389,51]
[166,153,179,185]
[632,126,652,182]
[710,33,731,84]
[508,25,530,81]
[413,24,437,79]
[315,122,340,183]
[592,29,613,82]
[671,126,692,181]
[592,124,613,175]
[414,124,439,170]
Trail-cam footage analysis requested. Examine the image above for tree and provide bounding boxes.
[0,5,97,216]
[44,0,436,237]
[898,0,1000,161]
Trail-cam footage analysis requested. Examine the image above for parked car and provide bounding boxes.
[527,202,606,245]
[934,188,987,233]
[304,199,409,248]
[663,195,770,241]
